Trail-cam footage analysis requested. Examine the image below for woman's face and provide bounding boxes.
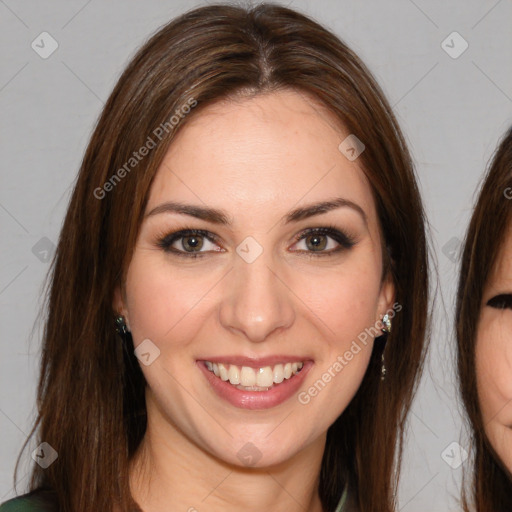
[115,89,394,468]
[476,224,512,471]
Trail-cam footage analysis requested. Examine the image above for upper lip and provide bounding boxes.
[199,355,312,368]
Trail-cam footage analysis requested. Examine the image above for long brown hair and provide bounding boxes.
[13,4,429,511]
[456,126,512,511]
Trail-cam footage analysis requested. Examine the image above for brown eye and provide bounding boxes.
[292,226,356,256]
[305,233,328,251]
[180,234,204,252]
[487,294,512,309]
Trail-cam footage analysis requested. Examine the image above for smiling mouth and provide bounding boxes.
[204,361,304,391]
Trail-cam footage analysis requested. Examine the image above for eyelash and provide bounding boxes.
[487,294,512,310]
[155,225,356,259]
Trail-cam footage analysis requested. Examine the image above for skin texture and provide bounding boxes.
[476,224,512,473]
[113,89,395,512]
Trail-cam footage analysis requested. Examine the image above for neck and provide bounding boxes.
[128,399,326,512]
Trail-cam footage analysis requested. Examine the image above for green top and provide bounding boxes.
[0,499,26,512]
[0,494,50,512]
[0,485,349,511]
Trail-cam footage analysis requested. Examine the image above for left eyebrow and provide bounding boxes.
[145,197,368,227]
[283,197,367,226]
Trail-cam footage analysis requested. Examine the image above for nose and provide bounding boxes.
[218,249,296,343]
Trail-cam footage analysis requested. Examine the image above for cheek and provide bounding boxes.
[489,429,512,475]
[294,256,383,340]
[291,254,383,398]
[124,254,213,345]
[476,319,512,424]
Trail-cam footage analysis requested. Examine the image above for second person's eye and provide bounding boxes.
[487,294,512,309]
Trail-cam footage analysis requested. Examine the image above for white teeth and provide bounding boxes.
[273,364,284,384]
[235,385,271,391]
[228,364,240,385]
[218,363,229,381]
[240,366,256,387]
[206,361,304,390]
[256,366,274,387]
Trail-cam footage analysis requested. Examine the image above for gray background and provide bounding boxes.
[1,0,511,510]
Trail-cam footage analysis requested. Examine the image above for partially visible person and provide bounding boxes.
[456,126,512,511]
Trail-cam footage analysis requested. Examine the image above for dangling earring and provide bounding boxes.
[380,313,392,381]
[115,315,130,340]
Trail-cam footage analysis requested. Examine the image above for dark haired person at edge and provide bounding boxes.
[0,4,430,512]
[457,126,512,512]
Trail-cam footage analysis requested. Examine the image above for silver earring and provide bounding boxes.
[115,315,130,337]
[381,313,392,334]
[380,314,391,381]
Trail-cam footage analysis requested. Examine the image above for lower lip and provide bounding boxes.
[197,360,313,410]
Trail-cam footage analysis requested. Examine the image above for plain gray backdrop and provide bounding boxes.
[1,1,511,510]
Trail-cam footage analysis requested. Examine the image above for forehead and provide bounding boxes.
[147,90,378,226]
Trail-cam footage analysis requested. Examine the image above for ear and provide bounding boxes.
[375,272,395,325]
[113,284,131,331]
